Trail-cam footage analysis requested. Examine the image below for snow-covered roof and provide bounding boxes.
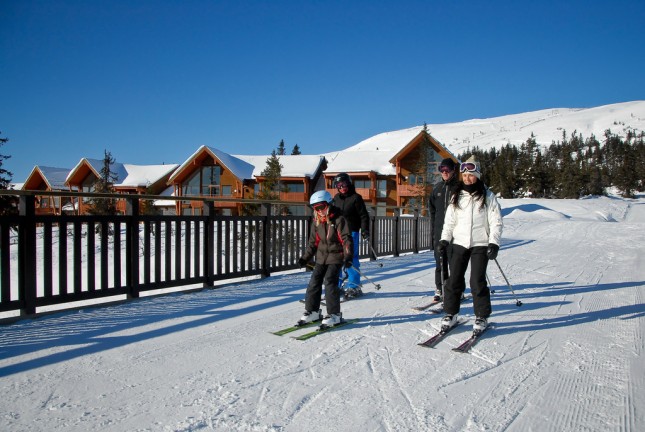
[324,127,430,175]
[22,166,71,190]
[169,146,256,182]
[115,164,179,188]
[66,158,129,184]
[233,154,325,178]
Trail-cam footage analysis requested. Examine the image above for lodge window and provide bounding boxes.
[284,183,305,193]
[182,165,222,196]
[354,179,371,189]
[377,180,387,198]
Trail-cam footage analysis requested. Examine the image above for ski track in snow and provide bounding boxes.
[0,196,644,431]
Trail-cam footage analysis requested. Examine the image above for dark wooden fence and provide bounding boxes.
[0,191,432,320]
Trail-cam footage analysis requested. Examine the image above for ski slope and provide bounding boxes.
[1,196,644,431]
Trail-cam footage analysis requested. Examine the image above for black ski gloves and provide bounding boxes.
[298,258,307,268]
[487,244,499,260]
[344,258,353,269]
[437,240,449,255]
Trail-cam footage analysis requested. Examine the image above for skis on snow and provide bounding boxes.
[270,320,322,336]
[417,318,468,348]
[292,319,360,341]
[452,326,490,353]
[418,320,491,353]
[411,298,442,311]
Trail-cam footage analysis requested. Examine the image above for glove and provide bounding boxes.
[298,258,307,268]
[361,231,369,240]
[487,244,499,260]
[437,240,449,254]
[344,259,353,269]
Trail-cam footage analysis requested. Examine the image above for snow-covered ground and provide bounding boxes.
[1,196,644,431]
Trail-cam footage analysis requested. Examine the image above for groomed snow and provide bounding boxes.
[1,195,644,431]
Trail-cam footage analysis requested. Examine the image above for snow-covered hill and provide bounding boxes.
[430,100,645,154]
[345,101,645,156]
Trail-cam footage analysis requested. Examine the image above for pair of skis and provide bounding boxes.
[418,319,489,353]
[271,318,360,341]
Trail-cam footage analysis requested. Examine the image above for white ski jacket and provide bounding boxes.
[440,188,503,249]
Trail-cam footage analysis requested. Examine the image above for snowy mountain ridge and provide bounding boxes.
[344,101,645,157]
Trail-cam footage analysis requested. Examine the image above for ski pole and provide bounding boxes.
[487,273,494,294]
[366,240,383,267]
[493,258,522,307]
[350,264,382,290]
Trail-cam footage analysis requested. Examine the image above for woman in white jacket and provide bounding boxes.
[437,157,503,333]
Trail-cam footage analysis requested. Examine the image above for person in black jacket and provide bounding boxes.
[429,158,459,301]
[331,173,370,298]
[298,190,353,327]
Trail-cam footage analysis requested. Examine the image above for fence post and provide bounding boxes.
[260,203,271,278]
[126,197,140,299]
[203,200,215,287]
[18,195,37,316]
[413,208,419,254]
[393,207,400,257]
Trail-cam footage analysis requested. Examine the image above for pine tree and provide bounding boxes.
[291,144,301,155]
[0,131,17,216]
[259,150,287,214]
[408,124,433,214]
[277,139,286,156]
[88,150,118,215]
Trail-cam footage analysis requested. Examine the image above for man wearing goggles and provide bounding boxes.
[429,158,459,302]
[331,173,370,299]
[437,156,503,334]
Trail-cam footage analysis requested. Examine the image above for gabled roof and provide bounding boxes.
[324,126,457,176]
[169,146,255,183]
[23,166,71,190]
[115,164,179,188]
[66,158,129,185]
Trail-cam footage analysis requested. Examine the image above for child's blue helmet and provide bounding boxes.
[309,190,333,207]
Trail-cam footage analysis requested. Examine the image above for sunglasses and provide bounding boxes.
[439,166,453,174]
[336,182,349,189]
[460,162,478,173]
[312,202,328,211]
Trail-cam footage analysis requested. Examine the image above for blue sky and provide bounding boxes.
[2,0,644,183]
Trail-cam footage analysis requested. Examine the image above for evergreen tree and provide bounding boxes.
[88,149,118,215]
[0,131,17,216]
[408,124,433,214]
[291,144,301,155]
[259,150,287,214]
[277,139,286,156]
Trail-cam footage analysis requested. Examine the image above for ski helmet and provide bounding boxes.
[333,173,352,187]
[309,190,333,207]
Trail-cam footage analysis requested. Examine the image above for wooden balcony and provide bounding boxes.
[279,191,307,202]
[397,184,429,197]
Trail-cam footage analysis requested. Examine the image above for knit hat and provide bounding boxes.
[439,158,456,171]
[460,156,481,179]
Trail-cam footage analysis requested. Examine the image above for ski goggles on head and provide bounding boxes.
[460,162,478,173]
[439,165,453,173]
[312,202,329,211]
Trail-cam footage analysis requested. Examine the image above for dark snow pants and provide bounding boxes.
[304,263,343,315]
[443,245,492,318]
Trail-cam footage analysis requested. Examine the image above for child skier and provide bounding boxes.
[298,190,354,327]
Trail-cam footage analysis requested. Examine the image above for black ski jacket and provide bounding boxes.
[429,174,459,247]
[332,186,370,234]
